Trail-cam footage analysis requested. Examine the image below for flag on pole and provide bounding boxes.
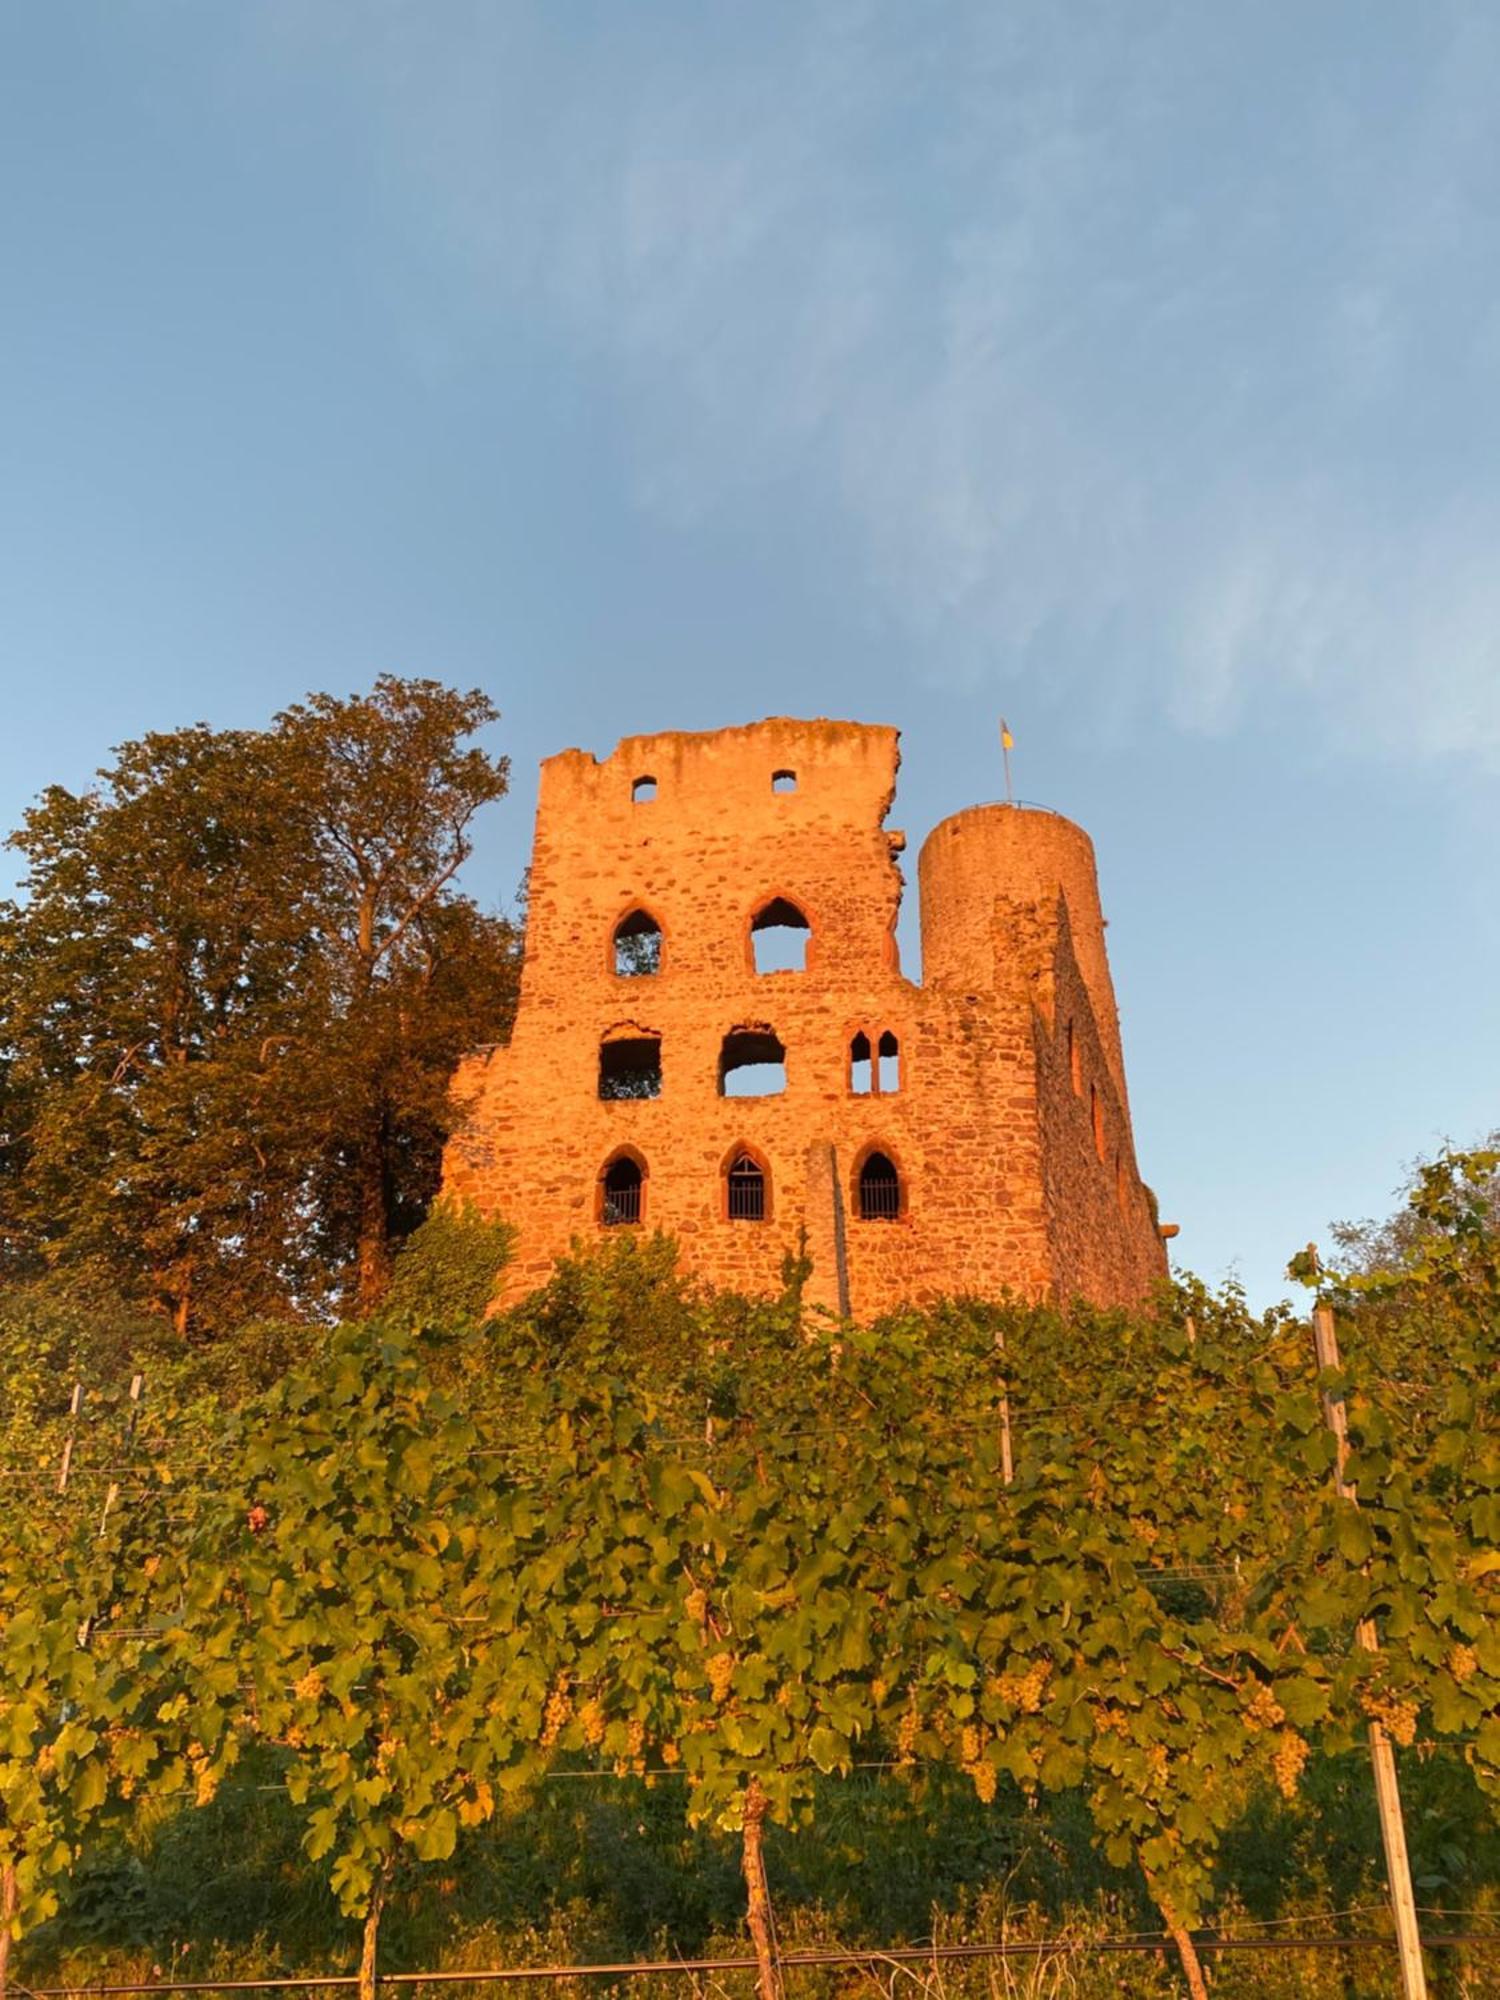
[1000,719,1014,751]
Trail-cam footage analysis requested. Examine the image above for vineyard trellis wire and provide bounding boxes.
[9,1926,1500,1997]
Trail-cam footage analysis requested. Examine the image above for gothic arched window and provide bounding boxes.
[600,1151,645,1226]
[725,1150,768,1222]
[849,1029,900,1094]
[877,1030,900,1093]
[857,1149,902,1221]
[849,1031,873,1094]
[613,908,663,977]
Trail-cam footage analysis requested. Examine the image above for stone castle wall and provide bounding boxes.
[442,717,1166,1314]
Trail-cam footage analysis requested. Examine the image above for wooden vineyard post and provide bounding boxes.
[98,1373,144,1538]
[0,1856,17,2000]
[1312,1303,1428,2000]
[995,1329,1015,1487]
[56,1382,84,1494]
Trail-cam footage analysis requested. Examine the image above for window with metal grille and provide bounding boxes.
[613,909,663,977]
[601,1154,644,1225]
[858,1151,902,1221]
[726,1152,766,1221]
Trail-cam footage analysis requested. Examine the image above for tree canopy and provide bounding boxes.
[0,676,518,1334]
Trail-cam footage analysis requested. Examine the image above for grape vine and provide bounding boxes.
[1,1156,1496,2000]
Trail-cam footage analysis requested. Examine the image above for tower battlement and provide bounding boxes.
[443,716,1166,1313]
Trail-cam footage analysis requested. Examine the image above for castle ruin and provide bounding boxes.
[442,717,1167,1316]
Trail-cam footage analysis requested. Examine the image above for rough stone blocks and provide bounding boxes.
[442,717,1167,1316]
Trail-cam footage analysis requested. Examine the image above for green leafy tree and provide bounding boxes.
[378,1200,515,1331]
[264,680,515,1306]
[0,725,309,1326]
[1325,1134,1500,1285]
[0,678,518,1332]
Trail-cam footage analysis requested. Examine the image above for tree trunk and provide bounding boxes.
[1142,1865,1209,2000]
[0,1860,18,2000]
[740,1780,779,2000]
[358,1866,388,2000]
[355,1113,393,1314]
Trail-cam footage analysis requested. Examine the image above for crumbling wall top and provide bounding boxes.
[540,717,900,825]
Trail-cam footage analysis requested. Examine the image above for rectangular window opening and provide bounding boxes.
[599,1037,662,1100]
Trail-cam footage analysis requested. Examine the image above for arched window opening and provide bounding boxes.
[1067,1020,1081,1095]
[850,1029,898,1094]
[849,1031,873,1094]
[600,1153,644,1226]
[599,1032,662,1100]
[632,775,657,803]
[1091,1083,1105,1161]
[613,908,663,977]
[726,1151,767,1221]
[719,1028,787,1098]
[772,769,797,794]
[858,1150,902,1222]
[877,1030,901,1094]
[750,897,811,975]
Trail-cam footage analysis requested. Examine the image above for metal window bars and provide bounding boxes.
[726,1154,766,1220]
[601,1162,643,1225]
[858,1154,901,1220]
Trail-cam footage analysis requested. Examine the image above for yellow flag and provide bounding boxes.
[1000,719,1014,751]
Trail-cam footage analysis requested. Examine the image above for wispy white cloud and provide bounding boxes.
[263,0,1500,766]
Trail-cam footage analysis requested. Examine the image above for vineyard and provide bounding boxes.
[2,1155,1498,2000]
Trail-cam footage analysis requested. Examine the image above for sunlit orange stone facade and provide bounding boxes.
[442,718,1166,1317]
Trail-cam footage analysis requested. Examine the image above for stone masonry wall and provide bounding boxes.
[442,717,1165,1316]
[1030,900,1165,1301]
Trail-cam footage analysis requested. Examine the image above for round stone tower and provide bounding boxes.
[917,803,1127,1110]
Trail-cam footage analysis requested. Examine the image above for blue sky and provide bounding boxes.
[3,2,1497,1306]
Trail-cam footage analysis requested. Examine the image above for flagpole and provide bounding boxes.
[1000,718,1014,804]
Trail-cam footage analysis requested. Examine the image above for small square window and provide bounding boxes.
[771,769,797,794]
